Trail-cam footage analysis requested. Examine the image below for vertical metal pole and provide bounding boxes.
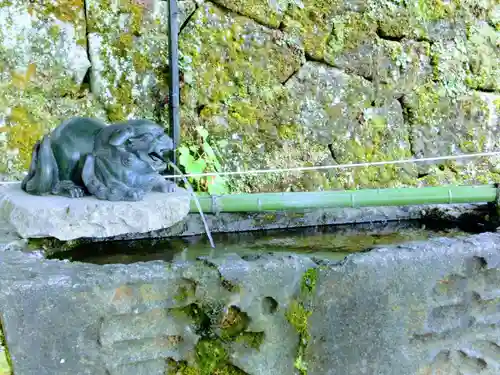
[168,0,180,165]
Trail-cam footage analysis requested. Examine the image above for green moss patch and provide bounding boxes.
[178,3,311,193]
[85,0,185,122]
[167,350,248,375]
[220,306,250,339]
[0,321,12,375]
[465,21,500,92]
[234,331,265,350]
[403,82,500,185]
[282,0,343,61]
[167,302,256,374]
[0,73,105,173]
[283,267,321,374]
[210,0,284,28]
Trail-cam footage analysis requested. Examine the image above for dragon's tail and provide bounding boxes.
[21,135,59,195]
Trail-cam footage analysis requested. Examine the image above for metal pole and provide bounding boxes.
[168,0,180,165]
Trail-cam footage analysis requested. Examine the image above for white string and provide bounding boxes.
[167,150,500,179]
[1,150,499,184]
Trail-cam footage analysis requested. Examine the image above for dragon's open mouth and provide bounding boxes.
[148,152,166,163]
[149,152,166,163]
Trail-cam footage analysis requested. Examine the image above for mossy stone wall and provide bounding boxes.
[0,0,499,192]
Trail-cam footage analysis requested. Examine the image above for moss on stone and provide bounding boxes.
[176,303,212,335]
[234,331,265,350]
[285,299,311,374]
[283,266,322,375]
[167,353,248,375]
[282,0,342,60]
[325,11,378,60]
[0,73,105,173]
[27,237,85,255]
[220,306,250,339]
[301,268,318,294]
[415,0,460,21]
[403,81,500,185]
[286,300,311,337]
[210,0,283,28]
[0,320,12,375]
[1,0,497,192]
[464,21,499,92]
[165,338,249,374]
[42,0,85,23]
[174,284,196,304]
[178,3,307,192]
[86,0,168,122]
[5,106,46,170]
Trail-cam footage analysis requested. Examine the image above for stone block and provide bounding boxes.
[2,229,500,374]
[285,61,417,188]
[0,0,89,85]
[0,183,190,240]
[306,233,500,375]
[0,250,315,375]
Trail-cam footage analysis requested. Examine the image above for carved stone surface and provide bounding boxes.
[21,117,178,202]
[0,183,190,241]
[1,231,500,374]
[0,250,314,375]
[307,233,500,375]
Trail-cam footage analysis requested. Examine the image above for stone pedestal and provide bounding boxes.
[0,183,191,240]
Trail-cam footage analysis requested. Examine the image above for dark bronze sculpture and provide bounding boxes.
[21,117,178,201]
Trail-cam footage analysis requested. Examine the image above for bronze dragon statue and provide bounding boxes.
[21,117,178,201]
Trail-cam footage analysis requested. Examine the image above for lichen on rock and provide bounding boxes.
[0,75,106,174]
[86,0,196,122]
[0,0,499,192]
[285,61,417,189]
[465,20,500,92]
[403,82,500,184]
[179,3,318,192]
[210,0,291,28]
[0,0,90,86]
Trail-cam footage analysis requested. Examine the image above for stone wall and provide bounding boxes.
[0,0,499,192]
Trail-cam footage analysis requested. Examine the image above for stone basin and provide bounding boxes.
[1,204,500,375]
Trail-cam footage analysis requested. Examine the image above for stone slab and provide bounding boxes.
[0,183,191,241]
[97,202,489,242]
[1,232,500,374]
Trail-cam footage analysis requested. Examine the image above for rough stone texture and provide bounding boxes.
[0,0,106,175]
[0,0,499,193]
[2,231,500,374]
[0,0,89,85]
[0,249,315,375]
[307,233,500,375]
[86,0,196,121]
[0,0,107,174]
[0,183,191,240]
[285,61,417,189]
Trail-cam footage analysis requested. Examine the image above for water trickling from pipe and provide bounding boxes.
[167,161,215,249]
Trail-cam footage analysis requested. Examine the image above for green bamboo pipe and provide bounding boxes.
[189,185,498,213]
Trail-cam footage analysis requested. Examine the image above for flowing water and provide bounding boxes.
[48,220,473,265]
